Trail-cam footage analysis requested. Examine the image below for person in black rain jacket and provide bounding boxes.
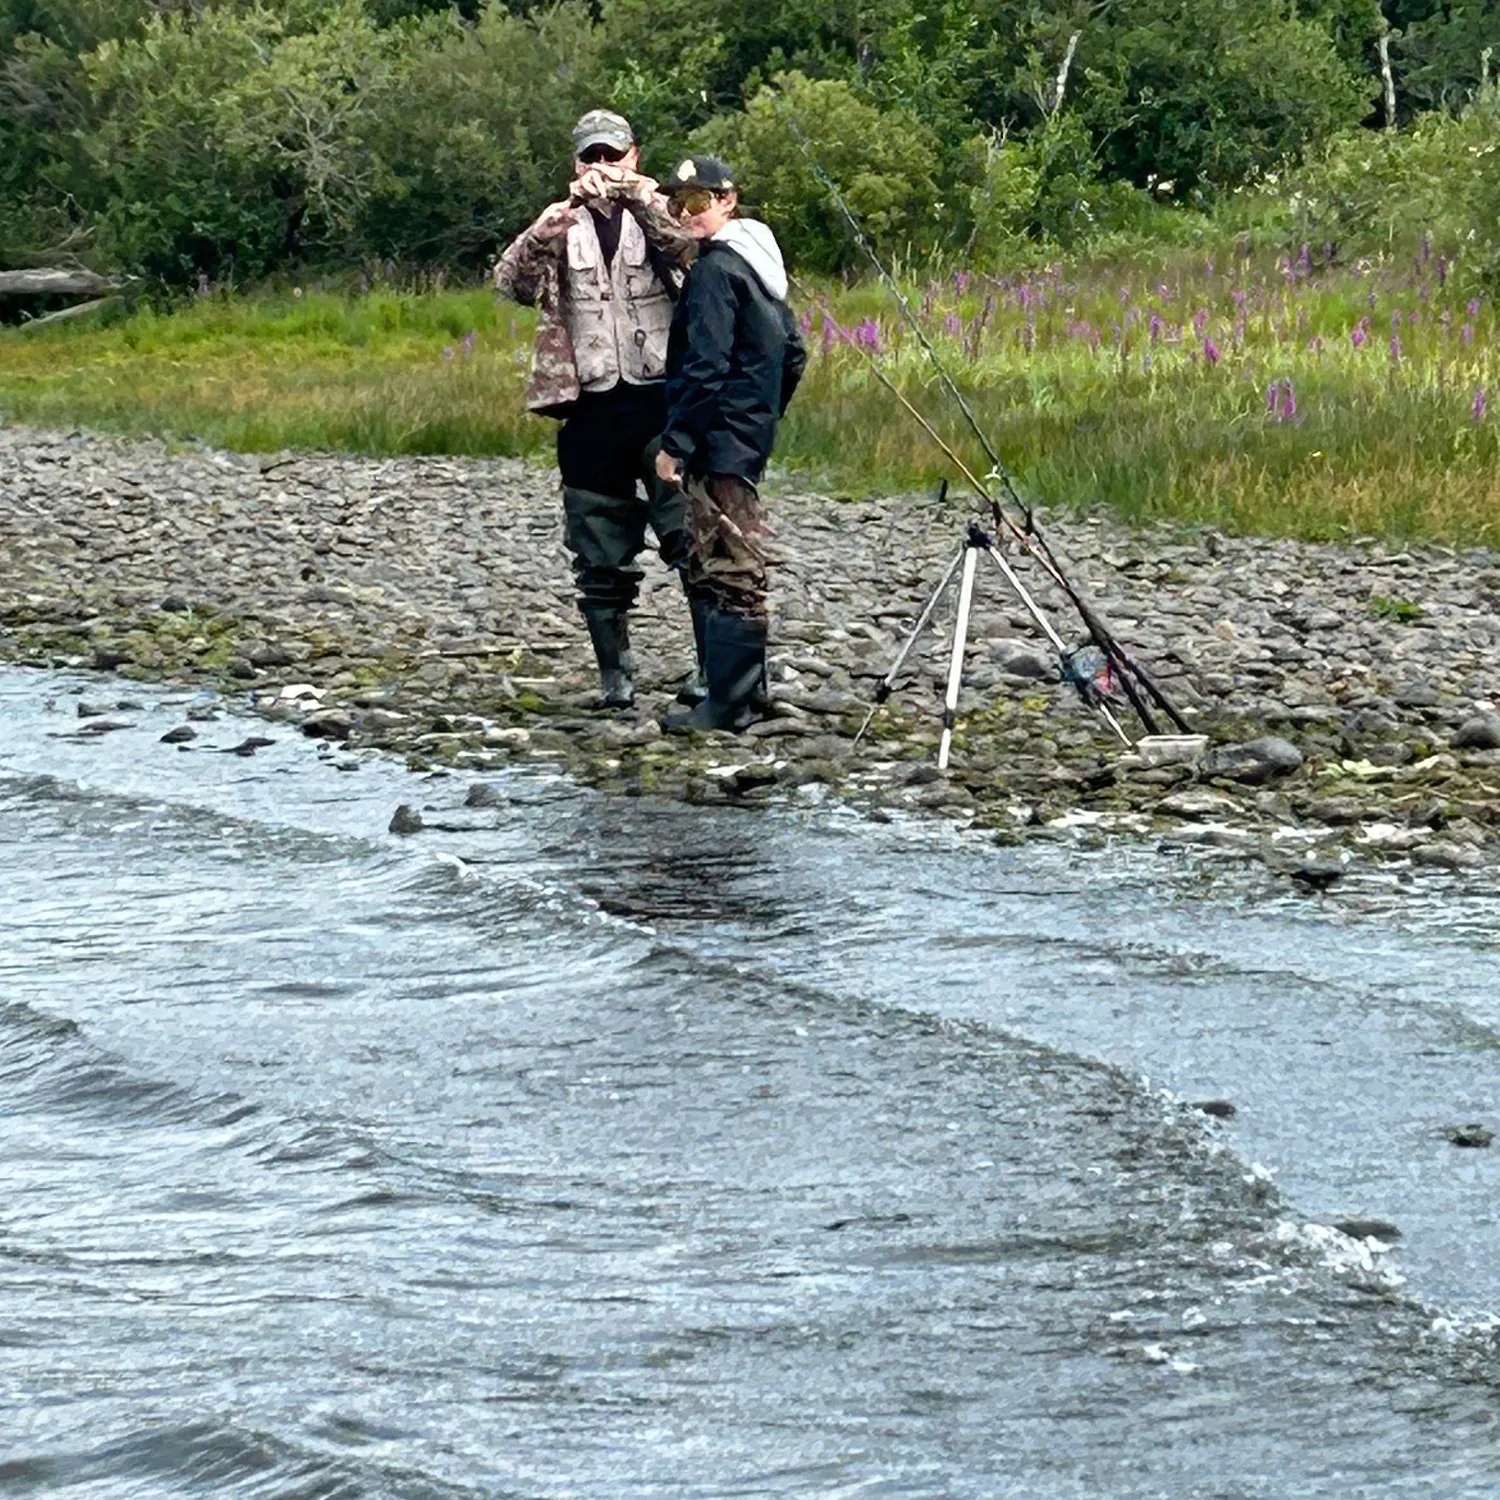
[654,154,807,732]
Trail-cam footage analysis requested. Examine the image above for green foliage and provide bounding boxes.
[0,0,1481,286]
[1368,594,1426,621]
[690,72,945,273]
[1389,0,1500,115]
[356,2,605,263]
[1278,82,1500,281]
[1073,0,1374,197]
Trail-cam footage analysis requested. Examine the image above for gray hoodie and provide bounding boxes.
[710,218,789,301]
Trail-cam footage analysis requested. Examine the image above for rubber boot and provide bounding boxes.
[663,609,768,733]
[580,605,636,710]
[676,591,710,705]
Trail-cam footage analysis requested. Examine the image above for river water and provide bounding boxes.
[3,666,1499,1498]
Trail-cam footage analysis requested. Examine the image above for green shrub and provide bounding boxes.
[355,2,606,265]
[1276,82,1500,280]
[689,71,946,273]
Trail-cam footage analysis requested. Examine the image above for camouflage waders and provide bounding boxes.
[663,472,770,732]
[681,472,769,619]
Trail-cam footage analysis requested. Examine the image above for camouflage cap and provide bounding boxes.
[573,109,635,154]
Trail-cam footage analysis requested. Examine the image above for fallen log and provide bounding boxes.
[19,296,118,329]
[0,267,124,297]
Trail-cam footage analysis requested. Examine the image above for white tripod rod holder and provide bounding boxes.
[938,544,980,771]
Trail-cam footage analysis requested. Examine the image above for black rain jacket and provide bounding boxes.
[661,239,807,483]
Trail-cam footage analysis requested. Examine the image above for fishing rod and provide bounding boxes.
[794,278,1133,741]
[775,99,1192,735]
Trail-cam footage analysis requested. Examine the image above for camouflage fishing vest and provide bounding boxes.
[562,209,674,393]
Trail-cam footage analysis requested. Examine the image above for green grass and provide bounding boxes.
[2,249,1497,544]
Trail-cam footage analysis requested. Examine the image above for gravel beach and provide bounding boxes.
[2,421,1497,870]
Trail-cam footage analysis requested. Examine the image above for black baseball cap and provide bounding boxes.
[666,154,737,193]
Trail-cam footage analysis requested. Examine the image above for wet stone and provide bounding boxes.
[388,803,424,835]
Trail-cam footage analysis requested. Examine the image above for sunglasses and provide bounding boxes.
[578,144,628,165]
[669,188,719,217]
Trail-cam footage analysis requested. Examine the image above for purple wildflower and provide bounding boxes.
[798,306,814,336]
[943,312,961,337]
[1462,322,1476,345]
[1231,289,1248,310]
[953,270,970,295]
[1149,313,1163,344]
[1203,335,1221,366]
[1351,319,1369,348]
[1468,298,1482,318]
[1389,335,1402,362]
[1192,307,1209,334]
[855,317,884,354]
[1266,381,1278,415]
[1474,387,1489,423]
[822,316,841,352]
[442,346,455,361]
[461,331,476,358]
[1278,379,1297,421]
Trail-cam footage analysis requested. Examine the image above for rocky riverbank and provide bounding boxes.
[2,421,1497,873]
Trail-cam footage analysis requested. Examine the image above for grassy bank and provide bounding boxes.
[1,249,1496,545]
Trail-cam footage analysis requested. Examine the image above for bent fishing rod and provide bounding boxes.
[776,100,1192,735]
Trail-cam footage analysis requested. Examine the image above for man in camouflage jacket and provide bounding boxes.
[495,109,700,710]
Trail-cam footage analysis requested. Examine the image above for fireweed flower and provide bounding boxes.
[953,270,970,294]
[1203,335,1221,365]
[1149,313,1163,343]
[1351,319,1369,348]
[1462,322,1476,345]
[1389,335,1403,362]
[1475,387,1489,423]
[944,312,961,336]
[798,307,814,336]
[1468,298,1482,318]
[1278,379,1297,421]
[821,316,842,352]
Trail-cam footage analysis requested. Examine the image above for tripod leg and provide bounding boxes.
[983,546,1132,747]
[938,545,980,771]
[981,544,1067,653]
[853,544,965,746]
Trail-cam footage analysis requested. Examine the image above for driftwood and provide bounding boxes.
[0,267,125,297]
[18,296,118,330]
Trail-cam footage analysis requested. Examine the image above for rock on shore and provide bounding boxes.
[1,422,1496,870]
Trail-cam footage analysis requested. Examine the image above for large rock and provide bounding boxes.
[1200,736,1303,785]
[1451,714,1500,751]
[988,639,1057,680]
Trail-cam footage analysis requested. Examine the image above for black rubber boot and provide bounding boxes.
[580,605,636,710]
[663,610,768,733]
[676,591,710,705]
